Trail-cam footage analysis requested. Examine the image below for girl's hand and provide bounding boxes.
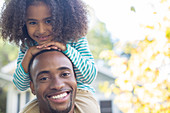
[22,46,46,73]
[28,46,43,56]
[37,41,67,51]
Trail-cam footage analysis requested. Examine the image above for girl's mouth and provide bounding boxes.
[37,35,50,41]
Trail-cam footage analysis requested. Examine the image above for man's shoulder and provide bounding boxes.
[19,98,40,113]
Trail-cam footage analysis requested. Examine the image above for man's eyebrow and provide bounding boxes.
[57,67,72,71]
[37,71,50,77]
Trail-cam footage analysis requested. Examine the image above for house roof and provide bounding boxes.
[0,72,12,82]
[97,65,115,79]
[1,60,17,74]
[0,60,16,82]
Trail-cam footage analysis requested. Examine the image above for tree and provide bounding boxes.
[87,19,114,60]
[0,39,19,68]
[99,0,170,112]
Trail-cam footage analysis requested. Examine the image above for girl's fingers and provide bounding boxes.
[50,46,58,50]
[43,46,58,50]
[37,42,56,48]
[36,42,65,51]
[58,48,62,51]
[37,45,44,49]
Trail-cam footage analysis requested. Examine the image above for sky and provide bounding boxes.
[84,0,167,41]
[0,0,3,9]
[0,0,3,12]
[0,0,167,41]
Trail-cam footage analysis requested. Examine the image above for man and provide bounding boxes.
[20,49,77,113]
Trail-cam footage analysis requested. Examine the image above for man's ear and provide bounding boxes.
[30,81,36,95]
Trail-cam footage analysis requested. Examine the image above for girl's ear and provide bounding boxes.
[30,81,36,95]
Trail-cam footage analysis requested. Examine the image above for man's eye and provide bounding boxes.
[62,73,70,77]
[40,77,48,81]
[29,21,37,25]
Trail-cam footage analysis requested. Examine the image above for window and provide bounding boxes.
[100,100,112,113]
[25,91,30,104]
[17,93,20,113]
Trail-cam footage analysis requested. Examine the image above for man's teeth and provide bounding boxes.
[51,93,67,99]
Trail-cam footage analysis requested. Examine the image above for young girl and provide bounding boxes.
[0,0,100,112]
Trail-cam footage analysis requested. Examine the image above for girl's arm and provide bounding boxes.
[13,49,30,91]
[13,46,43,91]
[63,37,97,84]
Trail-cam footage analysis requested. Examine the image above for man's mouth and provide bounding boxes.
[47,91,71,103]
[51,92,68,99]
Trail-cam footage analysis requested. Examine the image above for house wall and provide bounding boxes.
[91,71,121,113]
[6,83,18,113]
[0,80,35,113]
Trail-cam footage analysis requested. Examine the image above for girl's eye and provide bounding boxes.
[29,21,37,25]
[45,19,51,24]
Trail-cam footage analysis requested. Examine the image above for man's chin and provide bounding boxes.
[48,103,72,113]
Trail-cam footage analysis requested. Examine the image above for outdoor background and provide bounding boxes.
[0,0,170,113]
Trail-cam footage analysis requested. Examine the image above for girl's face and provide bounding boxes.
[26,1,54,45]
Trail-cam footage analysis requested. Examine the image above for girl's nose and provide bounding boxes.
[37,23,46,35]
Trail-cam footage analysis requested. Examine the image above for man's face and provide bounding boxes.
[30,51,77,113]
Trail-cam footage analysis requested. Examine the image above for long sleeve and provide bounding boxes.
[13,37,97,92]
[63,37,97,85]
[13,48,30,91]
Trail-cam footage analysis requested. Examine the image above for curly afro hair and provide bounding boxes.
[0,0,88,48]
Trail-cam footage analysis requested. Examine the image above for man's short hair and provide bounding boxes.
[28,49,63,81]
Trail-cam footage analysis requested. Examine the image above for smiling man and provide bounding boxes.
[21,49,77,113]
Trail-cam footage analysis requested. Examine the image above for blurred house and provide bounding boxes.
[0,60,121,113]
[0,60,35,113]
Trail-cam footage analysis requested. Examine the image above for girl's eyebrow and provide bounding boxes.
[45,17,52,20]
[26,17,52,21]
[26,19,37,21]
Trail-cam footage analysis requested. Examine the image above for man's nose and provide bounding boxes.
[50,77,65,90]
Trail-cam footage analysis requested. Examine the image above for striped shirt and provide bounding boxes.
[13,37,97,93]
